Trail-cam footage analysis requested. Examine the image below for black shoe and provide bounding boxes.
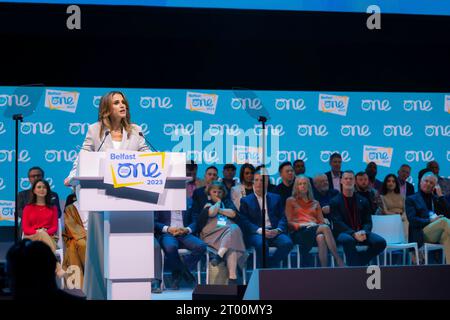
[228,278,238,285]
[171,270,182,290]
[151,280,162,294]
[210,254,223,267]
[182,267,196,284]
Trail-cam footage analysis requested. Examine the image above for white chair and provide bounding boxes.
[248,246,287,270]
[160,248,202,290]
[421,243,446,265]
[206,246,248,284]
[372,215,419,266]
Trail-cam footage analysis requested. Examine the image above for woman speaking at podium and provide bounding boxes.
[65,91,149,185]
[63,91,150,299]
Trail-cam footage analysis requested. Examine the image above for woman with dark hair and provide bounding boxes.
[65,91,149,185]
[380,174,408,237]
[22,179,65,277]
[230,163,255,210]
[198,181,248,284]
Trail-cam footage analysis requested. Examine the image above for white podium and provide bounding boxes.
[73,151,187,300]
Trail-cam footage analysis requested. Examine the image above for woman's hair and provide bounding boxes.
[381,174,400,195]
[239,163,256,184]
[29,179,53,207]
[291,175,314,201]
[98,91,132,138]
[205,181,227,200]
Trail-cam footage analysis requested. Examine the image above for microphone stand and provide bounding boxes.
[13,114,23,244]
[258,116,267,269]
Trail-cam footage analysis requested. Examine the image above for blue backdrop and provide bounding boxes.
[1,86,449,225]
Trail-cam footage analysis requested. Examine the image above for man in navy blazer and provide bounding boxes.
[239,170,293,268]
[325,152,343,192]
[406,172,450,263]
[190,166,219,220]
[330,171,386,266]
[154,209,206,289]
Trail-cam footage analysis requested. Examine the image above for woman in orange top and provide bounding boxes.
[286,176,345,267]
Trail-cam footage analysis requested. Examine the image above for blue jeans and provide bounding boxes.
[158,233,206,272]
[247,233,293,268]
[337,232,386,266]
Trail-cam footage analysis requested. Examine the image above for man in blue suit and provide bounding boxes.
[239,169,293,268]
[154,210,206,289]
[406,172,450,264]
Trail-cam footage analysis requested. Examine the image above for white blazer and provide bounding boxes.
[67,122,149,180]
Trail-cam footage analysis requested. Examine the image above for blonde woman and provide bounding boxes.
[286,175,345,267]
[65,91,149,185]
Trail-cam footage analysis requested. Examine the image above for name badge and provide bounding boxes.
[217,214,227,227]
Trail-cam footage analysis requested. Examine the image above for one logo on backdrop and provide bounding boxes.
[231,97,262,110]
[318,94,349,116]
[320,151,351,163]
[405,150,434,163]
[383,125,413,137]
[297,125,328,137]
[424,125,450,137]
[361,99,391,112]
[186,92,218,115]
[232,145,262,165]
[403,99,432,112]
[275,98,306,111]
[163,123,195,136]
[254,124,285,136]
[0,94,31,108]
[340,125,371,137]
[139,123,150,136]
[445,95,450,114]
[44,89,79,113]
[104,150,167,194]
[277,150,308,163]
[208,124,242,136]
[0,122,5,135]
[45,150,78,163]
[21,122,55,135]
[0,178,5,191]
[140,96,173,109]
[0,150,31,163]
[20,177,55,191]
[92,96,101,108]
[0,201,15,224]
[68,123,90,135]
[363,145,393,167]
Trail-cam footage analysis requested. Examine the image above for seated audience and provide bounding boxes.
[240,170,293,268]
[293,159,306,176]
[197,182,247,285]
[426,161,450,197]
[380,174,408,239]
[365,161,383,192]
[255,164,277,193]
[231,163,255,210]
[220,163,238,201]
[406,172,450,264]
[22,179,65,277]
[186,160,204,206]
[286,176,345,267]
[355,171,381,215]
[274,161,295,209]
[191,166,219,220]
[325,153,343,192]
[331,171,387,266]
[313,174,339,219]
[397,164,415,197]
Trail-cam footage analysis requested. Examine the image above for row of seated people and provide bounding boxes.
[16,155,450,292]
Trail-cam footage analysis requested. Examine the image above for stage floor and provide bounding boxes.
[152,288,193,300]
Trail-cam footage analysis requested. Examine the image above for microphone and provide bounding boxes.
[97,130,110,152]
[139,132,158,152]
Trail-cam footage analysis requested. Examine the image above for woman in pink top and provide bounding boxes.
[22,179,65,277]
[286,176,345,267]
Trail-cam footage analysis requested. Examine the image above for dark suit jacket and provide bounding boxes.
[154,210,197,235]
[405,192,450,247]
[17,190,62,218]
[325,171,342,192]
[190,186,208,217]
[405,181,415,197]
[239,192,288,236]
[330,193,373,236]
